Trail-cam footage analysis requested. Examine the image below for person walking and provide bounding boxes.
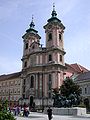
[47,107,53,120]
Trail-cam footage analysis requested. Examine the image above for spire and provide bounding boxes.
[26,15,38,33]
[51,3,57,17]
[23,15,41,39]
[30,15,35,29]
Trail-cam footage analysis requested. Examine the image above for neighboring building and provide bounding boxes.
[74,71,90,105]
[0,72,21,106]
[21,5,66,107]
[65,63,90,106]
[65,63,89,79]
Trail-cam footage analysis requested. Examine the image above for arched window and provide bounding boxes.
[24,61,27,67]
[48,33,52,41]
[30,76,34,88]
[49,74,52,88]
[60,55,62,62]
[23,79,26,85]
[49,54,52,61]
[80,88,82,94]
[59,34,61,40]
[25,43,28,49]
[32,45,35,49]
[85,87,87,94]
[48,74,52,98]
[30,96,34,107]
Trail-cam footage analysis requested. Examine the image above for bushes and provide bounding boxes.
[0,100,16,120]
[0,111,16,120]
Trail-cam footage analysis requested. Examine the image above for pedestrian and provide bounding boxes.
[47,107,53,120]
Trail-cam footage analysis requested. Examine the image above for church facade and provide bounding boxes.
[21,5,66,107]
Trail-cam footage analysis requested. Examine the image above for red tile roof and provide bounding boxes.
[65,63,89,74]
[70,63,89,73]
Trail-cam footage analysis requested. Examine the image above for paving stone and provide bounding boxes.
[15,112,90,120]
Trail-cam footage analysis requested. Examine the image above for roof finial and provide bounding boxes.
[30,14,35,28]
[51,3,57,17]
[32,14,34,22]
[53,3,55,11]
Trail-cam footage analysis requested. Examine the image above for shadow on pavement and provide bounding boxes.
[29,116,44,118]
[71,115,90,119]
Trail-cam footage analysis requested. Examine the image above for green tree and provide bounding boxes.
[60,77,81,98]
[53,77,81,107]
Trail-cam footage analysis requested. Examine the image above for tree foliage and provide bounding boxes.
[60,77,81,97]
[53,77,82,108]
[0,100,16,120]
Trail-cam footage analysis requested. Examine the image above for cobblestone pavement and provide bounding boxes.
[15,112,90,120]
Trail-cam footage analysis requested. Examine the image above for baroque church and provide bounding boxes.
[21,4,66,106]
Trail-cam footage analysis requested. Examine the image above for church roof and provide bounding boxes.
[48,3,60,23]
[44,4,65,30]
[22,15,41,39]
[26,15,38,34]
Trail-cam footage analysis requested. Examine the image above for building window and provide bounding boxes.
[60,55,62,62]
[48,74,52,90]
[23,94,25,99]
[30,76,34,88]
[15,81,17,85]
[49,54,52,61]
[48,33,52,41]
[32,45,35,49]
[24,61,27,67]
[59,34,61,40]
[48,74,52,98]
[85,87,87,94]
[23,86,25,92]
[23,79,26,85]
[80,88,82,94]
[25,43,28,49]
[18,81,20,85]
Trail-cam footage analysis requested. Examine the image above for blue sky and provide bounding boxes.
[0,0,90,74]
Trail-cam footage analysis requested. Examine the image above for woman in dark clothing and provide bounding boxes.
[47,107,52,120]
